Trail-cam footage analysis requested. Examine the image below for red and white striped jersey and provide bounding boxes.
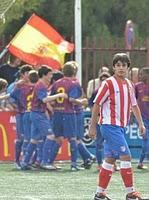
[94,76,137,127]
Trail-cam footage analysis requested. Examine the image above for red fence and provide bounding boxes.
[0,36,149,93]
[82,37,149,92]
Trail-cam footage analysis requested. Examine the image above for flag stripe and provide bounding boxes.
[9,44,61,70]
[27,14,63,44]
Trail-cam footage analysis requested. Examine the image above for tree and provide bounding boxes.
[0,0,148,43]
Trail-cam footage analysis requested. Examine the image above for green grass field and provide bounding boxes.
[0,162,149,200]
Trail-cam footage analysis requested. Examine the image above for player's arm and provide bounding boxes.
[0,93,10,100]
[69,97,88,106]
[88,103,100,139]
[43,93,67,103]
[132,104,146,136]
[46,102,54,114]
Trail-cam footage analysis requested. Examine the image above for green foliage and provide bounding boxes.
[0,0,148,43]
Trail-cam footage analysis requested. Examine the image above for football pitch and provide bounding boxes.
[0,162,149,200]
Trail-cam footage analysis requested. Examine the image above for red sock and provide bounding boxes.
[98,167,113,189]
[120,168,133,187]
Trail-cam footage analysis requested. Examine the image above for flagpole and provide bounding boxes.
[75,0,82,85]
[0,47,8,60]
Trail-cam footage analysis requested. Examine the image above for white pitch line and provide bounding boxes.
[21,197,40,200]
[0,196,40,200]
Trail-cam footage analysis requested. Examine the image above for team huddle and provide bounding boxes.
[0,61,95,171]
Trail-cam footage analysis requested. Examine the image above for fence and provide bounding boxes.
[0,36,149,93]
[82,37,149,93]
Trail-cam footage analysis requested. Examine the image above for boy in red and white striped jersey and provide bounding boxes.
[89,53,146,200]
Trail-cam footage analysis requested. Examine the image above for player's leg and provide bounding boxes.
[44,112,64,168]
[39,113,57,170]
[116,127,144,200]
[77,112,95,169]
[137,138,148,169]
[137,119,149,169]
[95,124,104,170]
[63,113,79,170]
[15,113,24,169]
[21,112,42,169]
[22,112,31,157]
[94,125,125,199]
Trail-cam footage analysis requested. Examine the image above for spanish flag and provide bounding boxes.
[8,14,74,69]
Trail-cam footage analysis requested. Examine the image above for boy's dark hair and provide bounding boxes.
[99,72,111,81]
[139,66,149,82]
[28,70,39,83]
[113,53,131,68]
[38,65,53,78]
[140,67,149,74]
[51,71,64,84]
[19,64,33,74]
[0,78,8,92]
[62,62,75,77]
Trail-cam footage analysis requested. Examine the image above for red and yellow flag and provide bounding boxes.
[8,14,74,70]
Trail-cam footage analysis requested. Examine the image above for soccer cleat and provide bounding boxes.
[21,165,33,170]
[126,191,145,200]
[71,165,84,171]
[41,164,57,170]
[54,165,62,170]
[46,162,62,170]
[137,164,148,170]
[94,193,112,200]
[15,162,21,170]
[91,156,96,163]
[81,158,94,169]
[71,166,79,171]
[31,161,41,169]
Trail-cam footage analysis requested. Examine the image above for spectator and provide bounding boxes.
[0,78,14,111]
[135,67,149,169]
[87,66,109,99]
[88,72,111,170]
[129,67,139,83]
[0,56,21,85]
[125,20,135,50]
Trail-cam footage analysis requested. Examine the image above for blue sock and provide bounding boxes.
[78,142,92,161]
[96,134,103,165]
[96,146,103,165]
[30,150,37,164]
[15,140,23,163]
[22,141,29,156]
[49,142,61,164]
[69,139,78,167]
[36,141,44,163]
[42,139,55,165]
[23,143,37,165]
[139,150,145,164]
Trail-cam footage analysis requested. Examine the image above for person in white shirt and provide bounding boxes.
[87,66,109,99]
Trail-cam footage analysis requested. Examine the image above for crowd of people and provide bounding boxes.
[0,53,148,200]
